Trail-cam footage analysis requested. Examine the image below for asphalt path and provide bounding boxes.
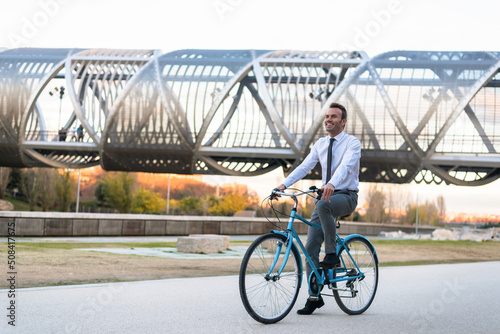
[1,261,499,333]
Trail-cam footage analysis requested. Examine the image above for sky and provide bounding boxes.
[1,0,499,215]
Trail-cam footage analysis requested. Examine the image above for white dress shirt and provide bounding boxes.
[283,131,361,191]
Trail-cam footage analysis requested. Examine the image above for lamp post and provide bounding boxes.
[49,86,65,132]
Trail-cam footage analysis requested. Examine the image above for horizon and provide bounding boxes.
[1,0,499,216]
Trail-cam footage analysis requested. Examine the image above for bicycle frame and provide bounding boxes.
[267,189,378,296]
[240,188,380,323]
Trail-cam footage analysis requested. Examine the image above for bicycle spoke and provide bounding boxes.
[333,238,378,315]
[240,234,301,324]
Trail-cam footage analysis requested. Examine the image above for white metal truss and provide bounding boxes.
[1,48,500,186]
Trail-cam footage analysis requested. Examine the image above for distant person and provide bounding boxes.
[77,124,84,141]
[58,127,67,141]
[68,127,77,141]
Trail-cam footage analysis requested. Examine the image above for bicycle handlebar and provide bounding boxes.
[270,185,322,200]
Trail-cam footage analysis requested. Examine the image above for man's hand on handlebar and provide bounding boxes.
[271,184,287,200]
[321,183,335,202]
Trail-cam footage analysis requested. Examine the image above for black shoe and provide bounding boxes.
[297,296,324,315]
[319,253,340,268]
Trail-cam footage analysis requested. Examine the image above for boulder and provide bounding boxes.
[379,230,407,239]
[189,234,230,250]
[177,235,230,254]
[0,200,14,211]
[431,228,460,241]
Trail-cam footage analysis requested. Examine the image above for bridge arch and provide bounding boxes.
[1,48,499,186]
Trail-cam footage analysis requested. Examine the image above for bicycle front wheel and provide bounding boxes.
[239,233,302,324]
[333,237,378,315]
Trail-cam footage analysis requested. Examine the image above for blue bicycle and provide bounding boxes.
[239,186,379,324]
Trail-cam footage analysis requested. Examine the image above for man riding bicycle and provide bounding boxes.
[276,102,361,315]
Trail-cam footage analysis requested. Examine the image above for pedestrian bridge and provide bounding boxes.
[1,48,499,186]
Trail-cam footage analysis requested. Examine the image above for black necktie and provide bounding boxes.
[326,137,334,183]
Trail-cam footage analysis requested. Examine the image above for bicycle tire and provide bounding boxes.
[239,233,302,324]
[333,237,378,315]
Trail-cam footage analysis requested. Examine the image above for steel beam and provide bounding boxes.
[1,48,500,185]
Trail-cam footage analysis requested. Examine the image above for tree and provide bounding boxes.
[94,181,106,205]
[178,197,202,215]
[55,169,75,212]
[132,188,166,214]
[209,192,248,216]
[436,194,446,224]
[403,200,439,226]
[21,169,39,211]
[0,167,11,199]
[384,184,412,224]
[422,200,439,225]
[6,168,22,199]
[38,169,57,211]
[99,172,135,213]
[200,194,219,216]
[365,184,386,223]
[171,182,216,199]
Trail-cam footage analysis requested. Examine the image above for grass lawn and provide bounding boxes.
[2,238,499,288]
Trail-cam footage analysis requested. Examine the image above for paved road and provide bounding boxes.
[1,261,499,333]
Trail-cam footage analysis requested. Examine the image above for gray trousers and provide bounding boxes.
[305,189,358,279]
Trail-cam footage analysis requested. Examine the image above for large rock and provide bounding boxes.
[459,227,500,242]
[432,228,460,240]
[0,200,14,211]
[432,227,500,242]
[189,234,230,250]
[177,235,230,254]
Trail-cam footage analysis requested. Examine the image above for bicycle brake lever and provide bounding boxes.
[270,188,279,200]
[307,185,323,200]
[316,188,323,200]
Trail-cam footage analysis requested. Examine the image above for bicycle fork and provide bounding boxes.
[265,235,293,281]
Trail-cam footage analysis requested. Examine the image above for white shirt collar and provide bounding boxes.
[326,131,345,141]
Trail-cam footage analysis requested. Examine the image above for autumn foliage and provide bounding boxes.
[87,167,258,215]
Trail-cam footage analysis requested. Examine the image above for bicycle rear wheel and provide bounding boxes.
[333,237,378,315]
[239,233,302,324]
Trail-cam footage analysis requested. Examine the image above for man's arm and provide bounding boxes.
[276,144,319,191]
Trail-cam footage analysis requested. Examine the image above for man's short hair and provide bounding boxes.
[329,102,347,120]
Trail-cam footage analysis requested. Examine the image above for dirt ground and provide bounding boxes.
[3,240,500,289]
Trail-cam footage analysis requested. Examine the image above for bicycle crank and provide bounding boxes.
[328,286,359,296]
